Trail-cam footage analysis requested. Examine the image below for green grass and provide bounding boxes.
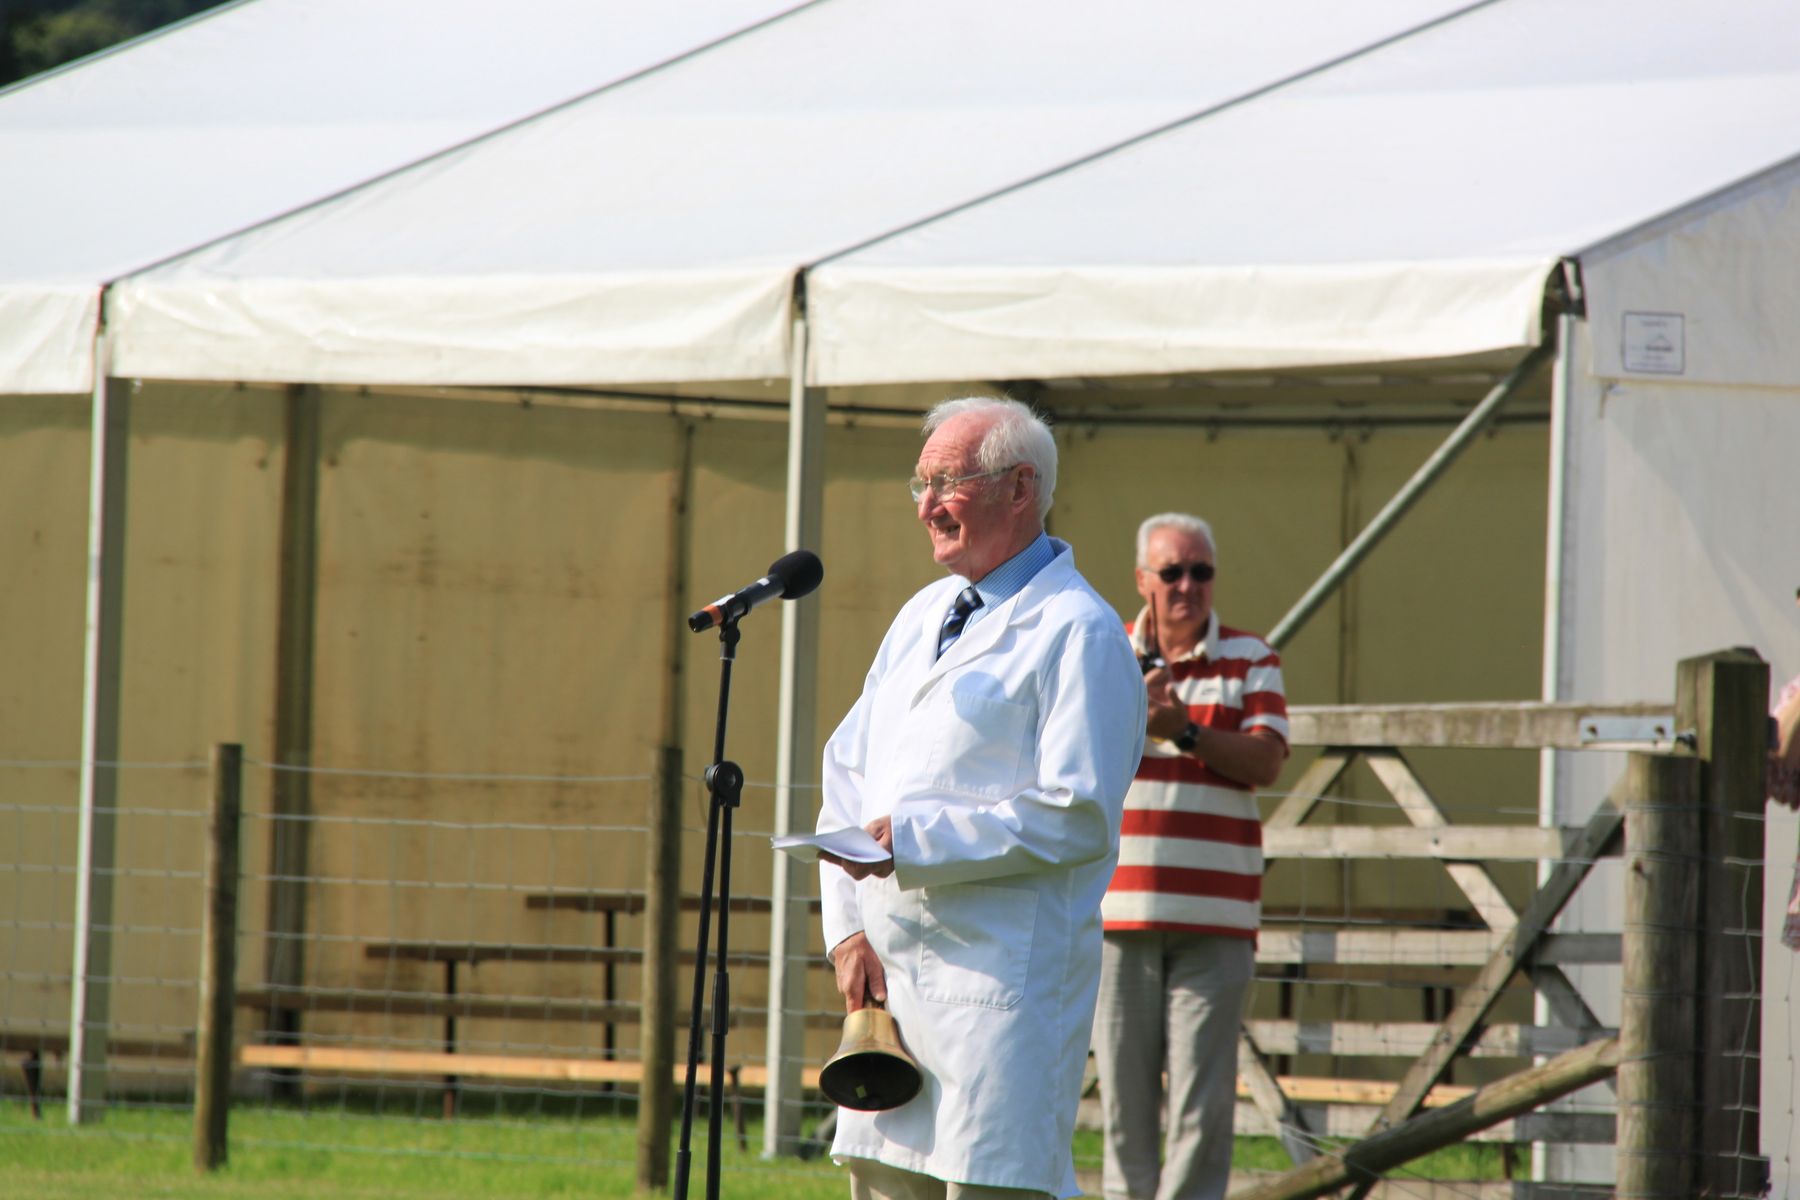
[0,1097,850,1200]
[3,1098,1513,1198]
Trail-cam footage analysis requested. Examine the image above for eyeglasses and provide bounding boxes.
[907,464,1019,503]
[1153,562,1215,584]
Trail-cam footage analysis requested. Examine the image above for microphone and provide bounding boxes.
[688,550,823,632]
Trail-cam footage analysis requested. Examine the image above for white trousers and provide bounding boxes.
[1093,930,1254,1200]
[848,1157,1052,1200]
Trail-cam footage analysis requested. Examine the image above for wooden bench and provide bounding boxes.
[3,1030,194,1121]
[234,938,837,1116]
[239,1042,824,1147]
[351,915,837,1088]
[240,1043,1442,1106]
[522,892,822,915]
[522,891,825,1056]
[235,986,843,1030]
[240,1042,821,1090]
[240,1043,1473,1131]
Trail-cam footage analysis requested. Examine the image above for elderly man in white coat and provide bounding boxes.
[817,396,1147,1200]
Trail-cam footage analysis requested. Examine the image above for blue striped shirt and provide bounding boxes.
[954,531,1058,640]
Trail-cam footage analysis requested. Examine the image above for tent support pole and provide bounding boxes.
[1266,340,1555,650]
[765,305,825,1159]
[1531,315,1580,1182]
[1536,315,1580,828]
[69,337,129,1125]
[264,384,321,1096]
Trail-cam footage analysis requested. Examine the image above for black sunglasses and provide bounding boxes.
[1155,562,1215,584]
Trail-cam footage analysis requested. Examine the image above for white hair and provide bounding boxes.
[922,396,1057,520]
[1136,512,1216,568]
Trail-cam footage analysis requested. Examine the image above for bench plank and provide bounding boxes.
[362,942,829,969]
[235,988,843,1029]
[239,1043,821,1090]
[524,893,821,914]
[238,1045,1462,1110]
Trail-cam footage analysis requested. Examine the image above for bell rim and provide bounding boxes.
[820,1007,923,1111]
[818,1049,923,1111]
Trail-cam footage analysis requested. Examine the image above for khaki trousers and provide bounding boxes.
[1093,930,1254,1200]
[848,1157,1053,1200]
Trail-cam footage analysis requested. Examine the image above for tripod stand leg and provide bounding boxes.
[672,782,723,1200]
[675,619,747,1200]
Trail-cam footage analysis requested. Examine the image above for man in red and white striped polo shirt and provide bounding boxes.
[1094,513,1289,1200]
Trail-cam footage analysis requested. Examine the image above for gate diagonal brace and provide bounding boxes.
[1339,780,1627,1200]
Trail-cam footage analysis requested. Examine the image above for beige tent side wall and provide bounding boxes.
[1,394,96,1051]
[0,380,1550,1093]
[0,383,284,1088]
[1354,417,1549,929]
[1345,421,1549,1083]
[298,393,684,1060]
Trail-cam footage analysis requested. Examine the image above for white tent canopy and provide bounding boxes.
[102,0,1480,386]
[808,0,1800,384]
[90,0,1800,391]
[16,2,1800,1181]
[0,0,805,394]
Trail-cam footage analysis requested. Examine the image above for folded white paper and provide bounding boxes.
[771,826,891,864]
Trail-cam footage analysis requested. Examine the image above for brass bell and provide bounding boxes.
[819,1005,922,1111]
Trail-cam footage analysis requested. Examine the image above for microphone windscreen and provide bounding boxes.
[770,549,824,600]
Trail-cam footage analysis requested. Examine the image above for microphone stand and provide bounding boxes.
[673,615,745,1200]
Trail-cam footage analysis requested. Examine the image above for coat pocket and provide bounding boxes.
[922,689,1031,799]
[917,883,1037,1010]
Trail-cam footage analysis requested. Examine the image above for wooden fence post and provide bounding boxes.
[1616,749,1702,1198]
[637,744,684,1191]
[1675,649,1769,1197]
[641,417,693,1191]
[193,743,243,1172]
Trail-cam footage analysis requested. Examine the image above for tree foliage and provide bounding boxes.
[3,0,231,86]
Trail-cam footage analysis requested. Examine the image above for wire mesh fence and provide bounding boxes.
[0,753,849,1182]
[0,695,1779,1198]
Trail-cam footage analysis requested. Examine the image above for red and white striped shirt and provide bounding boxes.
[1101,610,1288,940]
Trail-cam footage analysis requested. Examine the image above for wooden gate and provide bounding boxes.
[1228,649,1767,1199]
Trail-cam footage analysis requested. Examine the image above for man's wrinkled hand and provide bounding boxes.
[830,931,887,1011]
[820,816,895,880]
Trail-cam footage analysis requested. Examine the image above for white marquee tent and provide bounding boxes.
[807,0,1800,384]
[99,0,1478,385]
[0,0,806,394]
[0,0,1534,1159]
[7,0,1800,1187]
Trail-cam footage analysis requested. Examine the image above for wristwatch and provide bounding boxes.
[1173,722,1201,753]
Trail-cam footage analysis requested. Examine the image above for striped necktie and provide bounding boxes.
[936,586,984,659]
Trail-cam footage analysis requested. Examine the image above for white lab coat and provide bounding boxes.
[819,542,1147,1197]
